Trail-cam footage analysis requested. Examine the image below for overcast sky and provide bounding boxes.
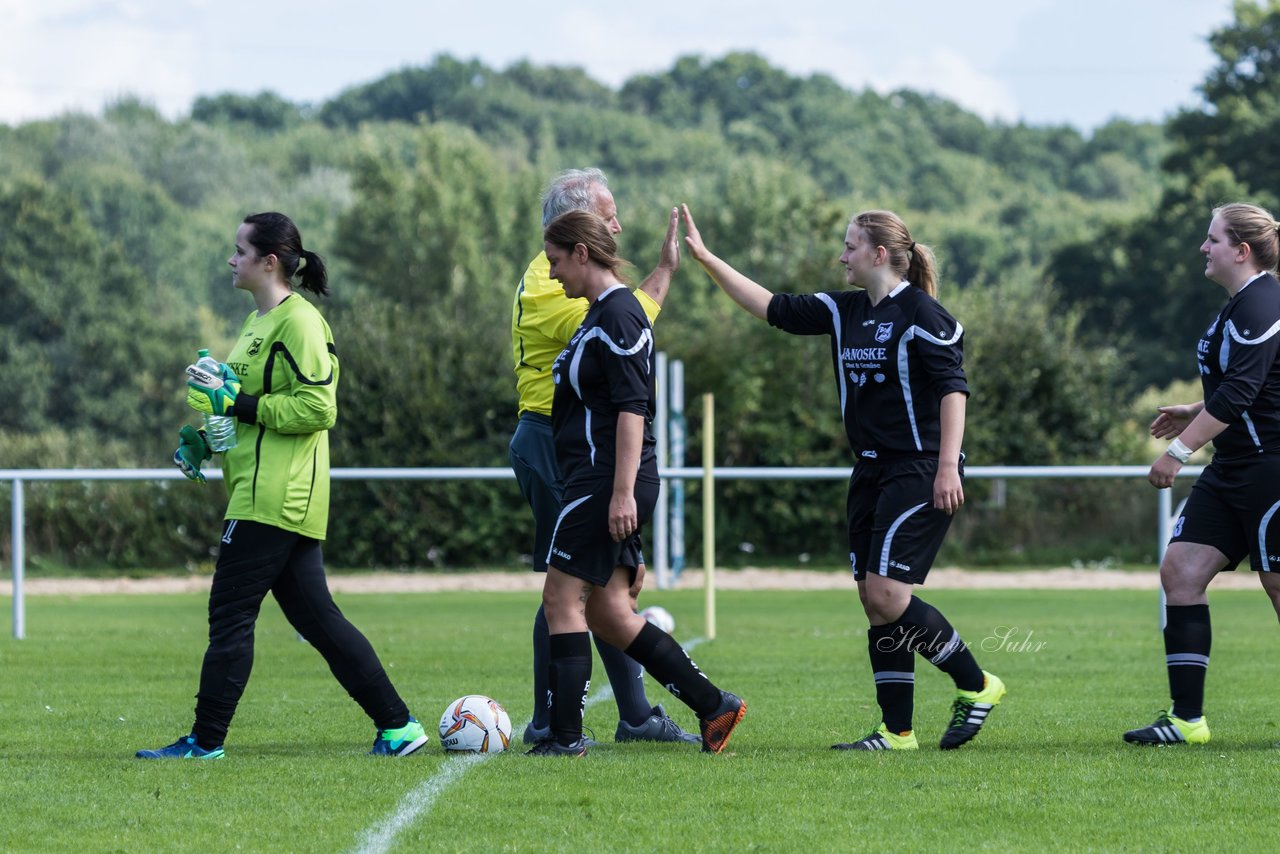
[0,0,1237,131]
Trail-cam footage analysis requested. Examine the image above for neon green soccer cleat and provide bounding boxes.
[1123,710,1210,745]
[370,716,429,756]
[940,671,1006,750]
[832,723,919,751]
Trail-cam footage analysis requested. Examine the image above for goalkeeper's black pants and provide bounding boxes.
[192,519,409,748]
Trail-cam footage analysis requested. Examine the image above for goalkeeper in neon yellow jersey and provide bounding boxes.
[138,212,427,761]
[508,168,697,746]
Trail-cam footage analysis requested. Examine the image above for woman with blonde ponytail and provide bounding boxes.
[681,204,1005,753]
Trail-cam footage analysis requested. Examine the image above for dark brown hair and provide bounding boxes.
[243,211,329,296]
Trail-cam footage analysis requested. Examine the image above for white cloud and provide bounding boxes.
[876,48,1021,122]
[0,1,201,122]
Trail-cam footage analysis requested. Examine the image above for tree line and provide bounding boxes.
[3,1,1279,570]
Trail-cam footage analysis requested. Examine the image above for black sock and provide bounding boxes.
[900,596,984,692]
[1165,604,1211,720]
[624,622,721,717]
[190,723,226,751]
[594,630,652,727]
[867,623,915,733]
[531,605,551,730]
[548,632,591,745]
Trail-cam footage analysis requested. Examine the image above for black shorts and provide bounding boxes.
[847,457,958,585]
[546,475,658,587]
[1170,455,1280,572]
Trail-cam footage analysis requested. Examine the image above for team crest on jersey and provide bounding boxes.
[247,337,264,357]
[875,322,894,343]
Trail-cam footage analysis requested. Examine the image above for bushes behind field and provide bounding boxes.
[9,25,1280,571]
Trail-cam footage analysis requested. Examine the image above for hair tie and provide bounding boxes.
[908,242,916,254]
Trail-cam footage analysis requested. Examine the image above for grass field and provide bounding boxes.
[3,585,1280,852]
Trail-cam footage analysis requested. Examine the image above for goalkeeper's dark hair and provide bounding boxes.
[543,210,630,280]
[243,211,330,297]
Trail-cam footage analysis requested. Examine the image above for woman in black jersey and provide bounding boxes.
[528,210,746,757]
[1124,202,1280,746]
[682,204,1004,751]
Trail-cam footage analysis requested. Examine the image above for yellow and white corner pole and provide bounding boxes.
[703,393,716,641]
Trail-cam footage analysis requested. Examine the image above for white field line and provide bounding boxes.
[351,637,706,854]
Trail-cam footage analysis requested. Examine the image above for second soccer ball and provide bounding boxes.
[640,605,675,634]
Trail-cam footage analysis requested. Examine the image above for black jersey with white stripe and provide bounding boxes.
[1198,272,1280,461]
[551,286,657,480]
[767,282,969,461]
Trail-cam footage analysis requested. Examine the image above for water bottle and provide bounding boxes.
[195,348,238,452]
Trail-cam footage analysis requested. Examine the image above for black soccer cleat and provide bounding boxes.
[939,671,1006,750]
[699,691,747,754]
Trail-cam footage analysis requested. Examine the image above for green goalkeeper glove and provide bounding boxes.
[173,425,212,483]
[186,361,240,416]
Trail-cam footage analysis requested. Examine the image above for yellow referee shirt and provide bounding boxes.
[510,251,660,417]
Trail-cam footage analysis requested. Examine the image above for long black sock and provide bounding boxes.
[594,631,652,727]
[624,622,721,717]
[531,605,551,730]
[899,596,984,692]
[1165,604,1211,720]
[548,632,591,746]
[867,623,915,733]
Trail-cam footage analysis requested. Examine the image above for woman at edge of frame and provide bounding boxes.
[1125,202,1280,746]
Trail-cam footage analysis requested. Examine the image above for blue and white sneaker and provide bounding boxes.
[370,716,429,756]
[136,734,224,760]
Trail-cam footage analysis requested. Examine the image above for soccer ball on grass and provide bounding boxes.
[438,695,512,753]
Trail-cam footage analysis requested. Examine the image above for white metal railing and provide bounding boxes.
[1,464,1202,639]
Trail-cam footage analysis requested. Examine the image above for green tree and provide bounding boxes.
[1049,2,1280,389]
[1164,0,1280,193]
[191,91,305,131]
[0,178,196,453]
[321,123,538,565]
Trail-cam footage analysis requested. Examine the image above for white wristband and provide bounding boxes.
[1167,437,1193,463]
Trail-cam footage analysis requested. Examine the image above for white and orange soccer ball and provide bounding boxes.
[438,695,513,753]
